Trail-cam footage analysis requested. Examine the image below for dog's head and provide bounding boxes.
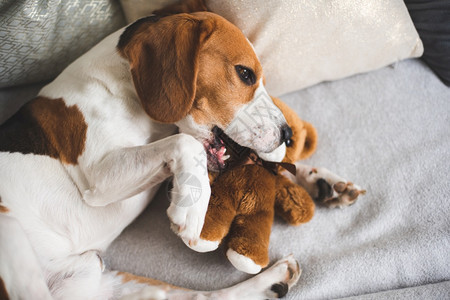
[118,12,291,170]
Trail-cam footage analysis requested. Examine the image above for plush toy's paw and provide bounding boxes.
[226,249,263,274]
[183,238,219,253]
[292,163,366,208]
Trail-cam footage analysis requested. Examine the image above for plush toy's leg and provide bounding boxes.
[283,163,366,208]
[186,187,238,253]
[226,210,274,274]
[274,175,315,225]
[196,198,237,252]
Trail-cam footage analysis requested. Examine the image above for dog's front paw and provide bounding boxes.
[166,172,211,245]
[295,163,366,208]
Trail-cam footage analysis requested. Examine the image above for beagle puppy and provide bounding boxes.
[0,11,363,300]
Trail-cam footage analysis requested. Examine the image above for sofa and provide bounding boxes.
[1,1,449,299]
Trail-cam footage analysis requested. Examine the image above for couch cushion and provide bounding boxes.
[405,0,450,86]
[206,0,424,96]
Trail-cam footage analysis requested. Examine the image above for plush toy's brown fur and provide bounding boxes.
[200,97,318,273]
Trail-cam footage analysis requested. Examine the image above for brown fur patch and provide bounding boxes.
[152,0,261,127]
[0,277,9,300]
[118,11,262,127]
[189,13,262,127]
[117,272,188,291]
[117,13,209,123]
[0,205,8,214]
[0,97,87,165]
[0,197,8,214]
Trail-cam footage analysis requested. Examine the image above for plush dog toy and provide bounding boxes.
[189,97,318,274]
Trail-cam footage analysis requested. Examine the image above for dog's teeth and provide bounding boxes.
[222,155,230,161]
[218,147,226,156]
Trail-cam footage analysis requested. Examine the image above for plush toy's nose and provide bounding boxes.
[280,125,293,143]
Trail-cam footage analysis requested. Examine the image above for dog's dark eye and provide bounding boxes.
[285,139,293,147]
[235,65,256,86]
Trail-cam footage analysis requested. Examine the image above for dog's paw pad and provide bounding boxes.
[234,255,301,299]
[316,178,334,202]
[263,255,301,298]
[270,282,289,298]
[322,181,366,208]
[333,181,347,193]
[299,166,365,208]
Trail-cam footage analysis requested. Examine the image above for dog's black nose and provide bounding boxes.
[280,125,293,143]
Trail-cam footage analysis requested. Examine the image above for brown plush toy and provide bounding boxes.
[186,97,318,274]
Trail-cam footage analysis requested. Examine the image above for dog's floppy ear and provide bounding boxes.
[117,14,212,123]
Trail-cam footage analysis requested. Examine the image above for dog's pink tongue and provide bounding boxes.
[208,146,226,159]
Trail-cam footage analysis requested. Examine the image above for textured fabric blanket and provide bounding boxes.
[0,59,448,299]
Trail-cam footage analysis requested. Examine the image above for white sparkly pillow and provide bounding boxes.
[121,0,423,96]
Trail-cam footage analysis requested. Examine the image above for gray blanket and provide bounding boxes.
[1,59,449,299]
[105,59,450,299]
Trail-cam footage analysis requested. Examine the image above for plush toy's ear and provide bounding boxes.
[117,14,212,123]
[298,120,317,160]
[271,97,317,162]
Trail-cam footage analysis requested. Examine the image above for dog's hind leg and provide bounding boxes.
[110,255,300,300]
[0,213,52,300]
[283,163,366,209]
[38,254,299,299]
[45,251,106,300]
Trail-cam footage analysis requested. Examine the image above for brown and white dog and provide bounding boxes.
[0,10,363,300]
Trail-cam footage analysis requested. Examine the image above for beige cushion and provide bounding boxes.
[120,0,423,96]
[120,0,178,23]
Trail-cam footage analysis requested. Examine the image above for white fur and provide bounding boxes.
[226,249,262,274]
[185,238,220,253]
[0,25,299,299]
[291,163,349,199]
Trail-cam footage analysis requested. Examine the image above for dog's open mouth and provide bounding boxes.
[204,126,249,172]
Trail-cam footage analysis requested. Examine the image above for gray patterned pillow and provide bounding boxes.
[0,0,126,88]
